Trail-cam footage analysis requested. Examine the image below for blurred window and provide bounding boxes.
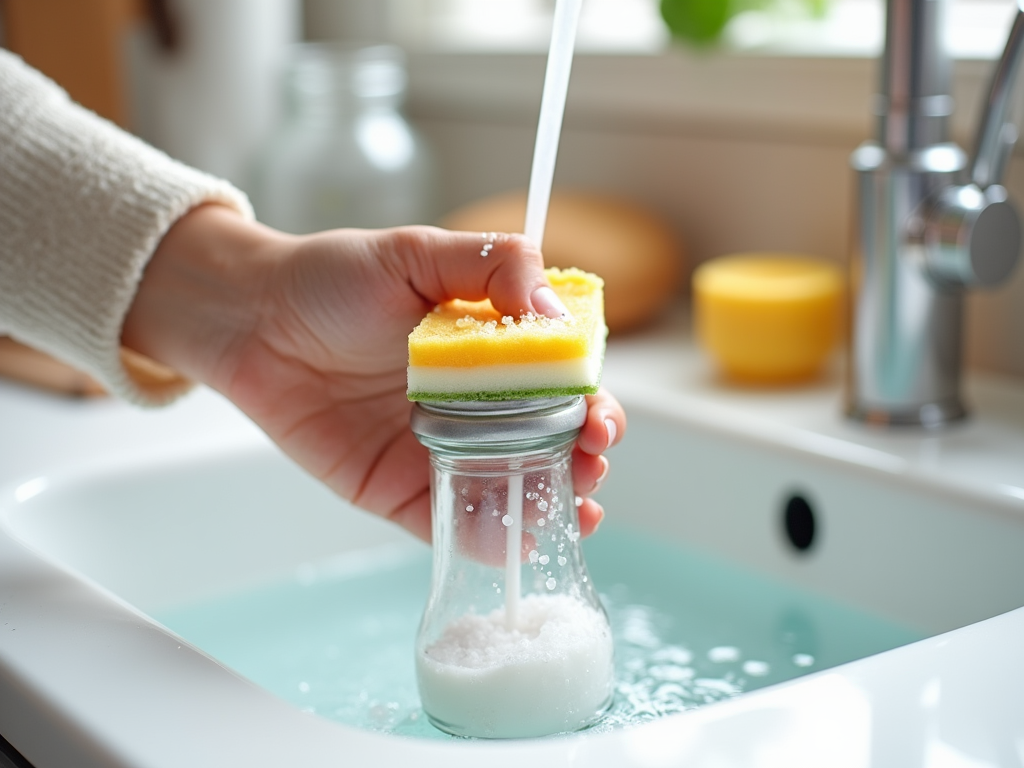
[390,0,1017,59]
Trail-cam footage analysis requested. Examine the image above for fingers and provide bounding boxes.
[576,387,626,456]
[578,498,605,538]
[385,226,567,319]
[571,388,625,539]
[573,449,609,495]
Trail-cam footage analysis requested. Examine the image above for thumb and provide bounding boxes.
[386,226,570,319]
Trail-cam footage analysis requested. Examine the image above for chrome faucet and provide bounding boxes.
[847,0,1023,426]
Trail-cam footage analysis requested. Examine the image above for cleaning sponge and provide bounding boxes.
[407,267,606,402]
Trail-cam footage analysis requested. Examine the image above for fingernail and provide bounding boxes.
[593,456,610,491]
[604,417,617,450]
[531,286,572,320]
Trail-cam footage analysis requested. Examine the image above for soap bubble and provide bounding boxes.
[708,646,741,663]
[742,660,770,677]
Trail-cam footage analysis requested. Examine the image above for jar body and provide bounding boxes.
[413,408,613,738]
[251,43,435,233]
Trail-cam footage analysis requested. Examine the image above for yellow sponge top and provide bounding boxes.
[409,268,604,368]
[407,267,606,401]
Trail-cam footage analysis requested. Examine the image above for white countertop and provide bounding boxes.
[603,311,1024,516]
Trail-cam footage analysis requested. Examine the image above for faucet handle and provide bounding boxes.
[925,184,1021,286]
[971,5,1024,188]
[931,5,1024,288]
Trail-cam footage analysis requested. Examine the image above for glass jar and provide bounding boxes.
[410,397,614,739]
[251,43,435,233]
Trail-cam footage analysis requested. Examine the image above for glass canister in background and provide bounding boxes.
[410,397,614,739]
[126,0,300,188]
[251,43,435,233]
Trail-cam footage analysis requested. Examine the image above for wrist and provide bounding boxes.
[122,204,289,391]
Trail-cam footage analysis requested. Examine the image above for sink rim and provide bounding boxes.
[3,449,1022,768]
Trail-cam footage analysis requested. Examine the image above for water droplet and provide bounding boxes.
[538,482,545,490]
[539,554,550,565]
[537,518,546,527]
[298,681,310,693]
[538,500,549,512]
[792,653,815,668]
[557,555,567,566]
[466,504,474,512]
[502,514,513,527]
[528,550,539,563]
[545,577,557,590]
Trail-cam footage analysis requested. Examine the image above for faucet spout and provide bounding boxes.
[971,4,1024,189]
[847,0,1022,427]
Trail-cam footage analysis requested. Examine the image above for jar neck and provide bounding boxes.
[424,434,577,475]
[283,43,406,124]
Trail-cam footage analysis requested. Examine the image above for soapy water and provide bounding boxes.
[155,525,923,739]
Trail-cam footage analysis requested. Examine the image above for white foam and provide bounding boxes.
[417,593,614,738]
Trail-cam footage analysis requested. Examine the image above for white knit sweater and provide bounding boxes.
[0,50,253,405]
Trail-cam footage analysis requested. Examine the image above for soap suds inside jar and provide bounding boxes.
[416,593,613,738]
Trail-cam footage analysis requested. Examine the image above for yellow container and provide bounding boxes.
[693,254,844,384]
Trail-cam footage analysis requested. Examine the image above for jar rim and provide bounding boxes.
[410,396,586,444]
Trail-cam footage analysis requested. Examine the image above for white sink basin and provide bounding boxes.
[1,318,1023,768]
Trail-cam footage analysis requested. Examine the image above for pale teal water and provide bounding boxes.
[155,525,923,738]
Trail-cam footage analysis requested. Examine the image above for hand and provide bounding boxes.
[123,205,626,542]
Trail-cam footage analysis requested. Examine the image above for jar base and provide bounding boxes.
[423,692,614,740]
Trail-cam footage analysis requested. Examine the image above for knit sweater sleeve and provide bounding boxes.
[0,49,254,406]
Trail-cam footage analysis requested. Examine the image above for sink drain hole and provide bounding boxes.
[783,494,816,552]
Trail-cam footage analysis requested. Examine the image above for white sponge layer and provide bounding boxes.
[408,355,602,395]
